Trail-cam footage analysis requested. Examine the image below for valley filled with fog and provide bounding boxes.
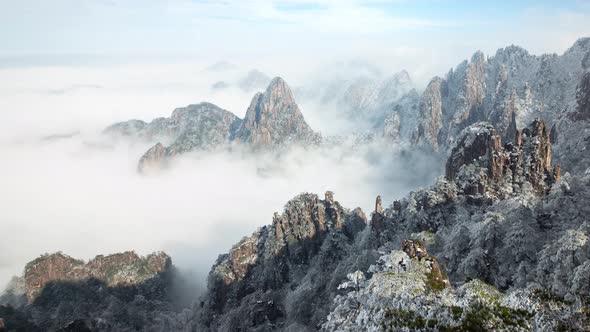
[0,61,441,291]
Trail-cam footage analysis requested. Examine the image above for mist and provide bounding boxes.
[0,62,441,294]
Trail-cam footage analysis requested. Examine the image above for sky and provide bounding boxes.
[1,0,590,83]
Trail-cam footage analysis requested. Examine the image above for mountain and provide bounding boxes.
[193,118,589,331]
[234,77,319,148]
[105,78,318,172]
[0,251,185,331]
[406,38,590,158]
[296,69,414,123]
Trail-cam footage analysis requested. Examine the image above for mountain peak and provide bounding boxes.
[264,76,295,103]
[234,78,317,147]
[471,50,486,63]
[22,251,171,302]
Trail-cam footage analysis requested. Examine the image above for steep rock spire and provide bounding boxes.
[234,77,317,148]
[446,119,560,203]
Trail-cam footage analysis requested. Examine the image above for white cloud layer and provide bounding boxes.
[0,63,440,290]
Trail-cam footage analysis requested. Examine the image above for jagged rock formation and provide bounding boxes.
[382,88,421,143]
[106,78,319,172]
[196,191,370,331]
[414,77,443,150]
[0,251,187,331]
[9,40,590,331]
[234,77,319,148]
[404,38,590,160]
[193,118,589,331]
[138,142,167,173]
[23,251,170,302]
[105,102,240,145]
[445,119,560,203]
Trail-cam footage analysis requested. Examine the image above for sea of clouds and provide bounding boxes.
[0,61,441,295]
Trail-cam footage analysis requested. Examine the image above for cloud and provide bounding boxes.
[0,63,442,292]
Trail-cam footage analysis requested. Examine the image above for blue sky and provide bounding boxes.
[1,0,589,77]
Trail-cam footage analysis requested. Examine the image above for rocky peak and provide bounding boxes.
[138,142,167,173]
[446,119,560,202]
[414,77,443,149]
[401,239,428,260]
[263,77,296,105]
[203,191,366,326]
[234,77,317,148]
[401,239,450,289]
[445,122,500,182]
[23,251,170,302]
[371,195,386,232]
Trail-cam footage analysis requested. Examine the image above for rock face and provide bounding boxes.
[23,251,170,302]
[570,71,590,121]
[105,78,319,171]
[407,38,590,159]
[197,191,369,331]
[192,115,590,331]
[105,102,239,144]
[445,119,560,202]
[138,142,167,173]
[414,77,443,150]
[234,77,318,148]
[0,251,182,331]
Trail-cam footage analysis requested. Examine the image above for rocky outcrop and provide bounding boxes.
[414,77,443,149]
[371,195,386,232]
[138,142,167,173]
[23,251,170,302]
[106,78,319,171]
[570,71,590,121]
[401,239,428,260]
[105,102,239,143]
[234,77,319,148]
[445,119,560,202]
[402,239,450,289]
[199,191,368,331]
[411,38,590,156]
[0,251,180,331]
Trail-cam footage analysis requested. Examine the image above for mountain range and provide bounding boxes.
[2,38,590,331]
[105,77,320,173]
